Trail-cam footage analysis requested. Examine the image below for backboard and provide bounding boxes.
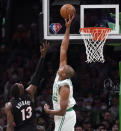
[43,0,121,40]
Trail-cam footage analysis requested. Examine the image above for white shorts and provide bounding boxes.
[54,110,76,131]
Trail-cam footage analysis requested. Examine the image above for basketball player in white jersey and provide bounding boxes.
[44,14,76,131]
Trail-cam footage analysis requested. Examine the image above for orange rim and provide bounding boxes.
[80,27,111,41]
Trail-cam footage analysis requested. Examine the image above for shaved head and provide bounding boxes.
[58,65,75,79]
[64,65,75,78]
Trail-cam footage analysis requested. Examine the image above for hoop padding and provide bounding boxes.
[80,27,111,63]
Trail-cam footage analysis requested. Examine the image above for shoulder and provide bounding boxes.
[4,102,12,113]
[58,79,71,88]
[55,72,59,79]
[59,85,70,96]
[5,102,12,109]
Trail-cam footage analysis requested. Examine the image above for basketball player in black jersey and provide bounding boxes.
[4,42,49,131]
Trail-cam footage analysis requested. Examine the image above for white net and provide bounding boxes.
[80,28,111,63]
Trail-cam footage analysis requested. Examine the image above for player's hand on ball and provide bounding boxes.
[44,104,50,113]
[40,41,49,58]
[65,14,75,28]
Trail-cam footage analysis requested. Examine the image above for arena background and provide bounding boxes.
[0,0,121,130]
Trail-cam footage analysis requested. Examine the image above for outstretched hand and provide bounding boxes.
[65,14,75,28]
[40,41,49,58]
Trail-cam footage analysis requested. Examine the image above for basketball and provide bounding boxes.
[60,4,76,19]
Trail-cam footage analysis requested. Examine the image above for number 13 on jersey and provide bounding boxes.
[21,106,32,121]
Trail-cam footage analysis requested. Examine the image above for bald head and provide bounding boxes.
[58,65,75,79]
[64,65,75,78]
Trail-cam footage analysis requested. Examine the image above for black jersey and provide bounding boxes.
[10,91,36,130]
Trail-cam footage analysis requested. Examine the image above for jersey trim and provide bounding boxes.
[58,116,65,131]
[66,107,73,112]
[58,79,70,88]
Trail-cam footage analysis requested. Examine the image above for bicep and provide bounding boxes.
[59,85,70,111]
[59,47,67,67]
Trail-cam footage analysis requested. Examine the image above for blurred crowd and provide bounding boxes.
[0,23,120,131]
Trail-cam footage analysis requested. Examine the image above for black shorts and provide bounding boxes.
[15,124,37,131]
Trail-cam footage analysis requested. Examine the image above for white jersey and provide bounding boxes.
[52,73,76,111]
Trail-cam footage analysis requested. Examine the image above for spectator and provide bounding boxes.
[37,116,46,130]
[75,126,84,131]
[12,24,29,50]
[96,124,107,131]
[103,111,113,126]
[111,124,119,131]
[82,120,93,131]
[36,125,45,131]
[109,95,119,120]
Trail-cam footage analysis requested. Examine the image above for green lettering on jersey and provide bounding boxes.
[52,83,58,102]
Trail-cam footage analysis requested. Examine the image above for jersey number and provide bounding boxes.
[21,106,32,121]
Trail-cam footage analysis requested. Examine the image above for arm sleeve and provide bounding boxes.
[30,57,45,87]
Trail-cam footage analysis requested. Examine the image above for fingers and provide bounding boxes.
[44,104,47,109]
[43,42,46,49]
[69,14,71,21]
[40,41,49,50]
[45,41,49,49]
[44,41,49,48]
[65,18,67,23]
[44,104,49,109]
[69,13,75,22]
[40,41,49,58]
[65,13,75,26]
[40,45,43,52]
[71,13,75,21]
[44,104,47,106]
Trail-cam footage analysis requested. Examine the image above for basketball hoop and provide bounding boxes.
[80,27,111,63]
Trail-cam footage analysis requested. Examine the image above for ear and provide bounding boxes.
[63,72,67,78]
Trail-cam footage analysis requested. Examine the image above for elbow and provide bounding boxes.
[61,112,66,116]
[60,109,66,116]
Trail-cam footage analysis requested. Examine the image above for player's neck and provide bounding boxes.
[59,76,66,81]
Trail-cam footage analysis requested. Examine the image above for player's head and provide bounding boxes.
[11,83,24,98]
[58,65,75,79]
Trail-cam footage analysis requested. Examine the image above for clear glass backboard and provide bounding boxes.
[43,0,121,40]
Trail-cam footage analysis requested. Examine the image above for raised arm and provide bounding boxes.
[59,15,75,67]
[26,41,49,100]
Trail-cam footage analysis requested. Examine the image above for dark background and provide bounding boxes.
[0,0,120,131]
